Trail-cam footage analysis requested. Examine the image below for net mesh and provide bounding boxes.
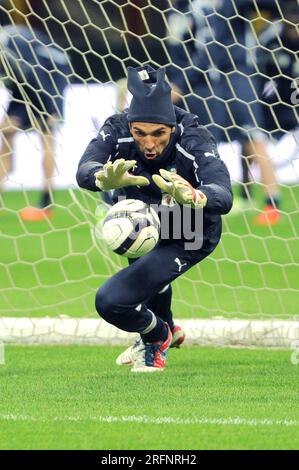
[0,0,298,344]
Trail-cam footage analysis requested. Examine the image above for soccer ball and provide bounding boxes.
[101,199,160,258]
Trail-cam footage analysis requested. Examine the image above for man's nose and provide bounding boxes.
[144,137,155,150]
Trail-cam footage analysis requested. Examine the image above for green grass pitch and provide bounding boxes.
[0,187,299,449]
[0,186,298,318]
[0,345,298,450]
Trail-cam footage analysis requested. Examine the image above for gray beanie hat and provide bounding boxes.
[127,65,176,126]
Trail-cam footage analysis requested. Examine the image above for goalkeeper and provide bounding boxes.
[76,65,233,372]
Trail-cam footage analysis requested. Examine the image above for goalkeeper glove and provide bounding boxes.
[152,169,207,208]
[95,158,150,191]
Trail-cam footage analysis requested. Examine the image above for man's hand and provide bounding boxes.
[95,159,150,191]
[152,169,207,208]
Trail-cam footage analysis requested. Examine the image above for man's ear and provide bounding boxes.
[171,126,175,133]
[129,123,132,134]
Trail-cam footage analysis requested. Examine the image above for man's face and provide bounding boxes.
[130,122,175,160]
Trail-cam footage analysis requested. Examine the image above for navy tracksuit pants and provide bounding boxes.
[95,239,216,334]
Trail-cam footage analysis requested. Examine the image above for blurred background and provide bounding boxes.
[0,0,171,82]
[1,0,298,189]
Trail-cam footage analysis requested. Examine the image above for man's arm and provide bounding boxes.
[76,123,117,192]
[153,125,233,214]
[76,120,149,192]
[185,127,233,215]
[196,158,233,215]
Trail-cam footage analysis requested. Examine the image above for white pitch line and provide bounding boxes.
[1,414,299,427]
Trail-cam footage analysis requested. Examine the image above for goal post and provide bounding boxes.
[0,0,298,348]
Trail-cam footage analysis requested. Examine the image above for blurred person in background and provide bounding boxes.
[0,24,71,221]
[166,0,284,225]
[166,0,216,132]
[257,2,299,143]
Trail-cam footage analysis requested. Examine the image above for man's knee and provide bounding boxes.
[95,285,114,320]
[95,283,127,324]
[95,283,144,334]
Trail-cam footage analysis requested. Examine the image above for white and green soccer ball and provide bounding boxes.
[101,199,160,258]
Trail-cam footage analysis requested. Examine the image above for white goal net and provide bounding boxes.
[0,0,298,347]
